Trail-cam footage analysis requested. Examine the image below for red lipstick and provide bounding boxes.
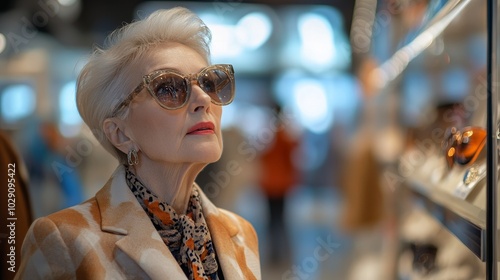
[187,121,215,135]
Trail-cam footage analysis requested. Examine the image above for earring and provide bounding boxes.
[127,149,139,166]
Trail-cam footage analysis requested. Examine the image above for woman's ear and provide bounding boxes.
[103,118,133,154]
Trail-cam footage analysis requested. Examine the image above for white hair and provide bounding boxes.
[76,7,212,163]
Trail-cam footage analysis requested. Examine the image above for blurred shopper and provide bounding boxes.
[339,56,391,279]
[23,121,85,216]
[258,104,299,264]
[340,57,386,232]
[16,7,260,279]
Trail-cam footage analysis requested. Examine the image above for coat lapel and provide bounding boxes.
[95,166,187,280]
[198,185,260,280]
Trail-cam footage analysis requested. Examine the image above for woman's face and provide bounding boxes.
[122,42,223,165]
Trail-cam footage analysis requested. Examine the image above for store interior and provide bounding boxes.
[0,0,495,279]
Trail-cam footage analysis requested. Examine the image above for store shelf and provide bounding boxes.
[405,155,500,261]
[406,178,485,260]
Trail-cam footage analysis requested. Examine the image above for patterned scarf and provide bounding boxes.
[125,167,219,280]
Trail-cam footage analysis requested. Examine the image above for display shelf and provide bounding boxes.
[402,152,500,264]
[399,149,491,259]
[406,178,485,260]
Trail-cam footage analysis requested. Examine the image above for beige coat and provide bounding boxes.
[15,166,261,279]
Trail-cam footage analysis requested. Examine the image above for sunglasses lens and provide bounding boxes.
[455,128,486,165]
[150,74,189,109]
[199,68,234,105]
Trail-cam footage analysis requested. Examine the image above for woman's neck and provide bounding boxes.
[130,160,206,214]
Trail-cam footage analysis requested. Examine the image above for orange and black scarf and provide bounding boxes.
[125,167,219,280]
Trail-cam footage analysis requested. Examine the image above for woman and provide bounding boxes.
[16,7,260,280]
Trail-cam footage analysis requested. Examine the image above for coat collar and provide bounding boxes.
[94,165,246,279]
[95,166,186,279]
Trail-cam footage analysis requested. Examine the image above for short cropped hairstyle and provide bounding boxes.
[76,7,212,164]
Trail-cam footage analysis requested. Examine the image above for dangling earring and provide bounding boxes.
[127,149,139,166]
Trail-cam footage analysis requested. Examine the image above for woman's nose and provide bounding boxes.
[189,82,211,113]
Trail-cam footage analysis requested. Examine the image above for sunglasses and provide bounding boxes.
[112,64,235,116]
[441,126,487,168]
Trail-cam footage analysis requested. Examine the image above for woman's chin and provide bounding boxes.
[186,148,222,164]
[196,152,222,164]
[187,142,222,162]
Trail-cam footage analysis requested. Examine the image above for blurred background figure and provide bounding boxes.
[257,103,300,264]
[23,121,85,217]
[330,55,390,280]
[340,56,385,233]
